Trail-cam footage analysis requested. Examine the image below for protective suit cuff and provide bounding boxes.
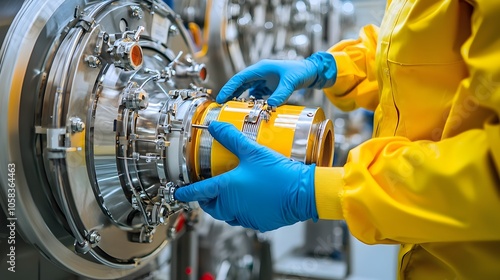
[306,52,337,89]
[314,167,344,220]
[323,52,360,97]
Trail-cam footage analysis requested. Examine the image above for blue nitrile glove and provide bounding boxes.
[163,0,174,8]
[216,52,337,107]
[174,121,318,232]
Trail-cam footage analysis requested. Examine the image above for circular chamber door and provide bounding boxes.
[0,0,336,278]
[0,0,205,278]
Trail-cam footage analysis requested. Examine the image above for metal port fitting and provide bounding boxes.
[174,62,208,83]
[111,26,145,71]
[122,83,149,110]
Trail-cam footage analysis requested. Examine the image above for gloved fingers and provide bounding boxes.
[196,176,236,222]
[174,177,222,202]
[216,63,274,103]
[226,219,241,227]
[267,79,295,107]
[216,81,255,104]
[216,74,254,103]
[249,81,273,100]
[208,121,259,159]
[198,200,226,221]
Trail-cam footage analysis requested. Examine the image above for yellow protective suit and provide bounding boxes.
[314,0,500,279]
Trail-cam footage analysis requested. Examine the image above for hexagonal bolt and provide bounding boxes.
[169,24,179,36]
[84,55,101,68]
[70,117,85,133]
[74,240,91,254]
[130,5,144,19]
[155,139,170,150]
[88,230,101,246]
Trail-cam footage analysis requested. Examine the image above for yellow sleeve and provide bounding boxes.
[323,24,380,112]
[315,2,500,244]
[318,130,500,245]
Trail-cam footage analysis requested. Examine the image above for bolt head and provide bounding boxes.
[71,117,85,133]
[130,6,144,19]
[88,230,101,245]
[84,55,101,68]
[74,240,91,254]
[169,24,179,36]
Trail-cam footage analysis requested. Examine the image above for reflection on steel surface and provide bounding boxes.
[0,1,336,279]
[0,1,199,278]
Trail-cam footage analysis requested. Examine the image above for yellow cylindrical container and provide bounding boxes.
[190,99,334,180]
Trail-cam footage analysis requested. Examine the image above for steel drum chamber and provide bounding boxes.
[0,0,334,279]
[0,1,205,278]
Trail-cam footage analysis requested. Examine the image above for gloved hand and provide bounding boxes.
[174,121,319,232]
[216,52,337,107]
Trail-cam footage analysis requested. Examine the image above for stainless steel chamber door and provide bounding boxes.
[0,1,207,278]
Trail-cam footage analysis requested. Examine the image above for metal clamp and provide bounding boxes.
[94,31,108,55]
[122,82,149,110]
[241,98,274,141]
[74,6,95,32]
[160,182,177,204]
[35,126,79,158]
[74,229,100,254]
[244,97,272,124]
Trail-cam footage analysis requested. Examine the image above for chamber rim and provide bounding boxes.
[291,107,334,167]
[313,118,334,167]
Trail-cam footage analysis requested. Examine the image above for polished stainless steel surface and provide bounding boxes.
[291,108,334,166]
[0,1,340,279]
[226,0,326,64]
[175,0,335,94]
[291,108,318,163]
[0,0,24,51]
[0,0,204,278]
